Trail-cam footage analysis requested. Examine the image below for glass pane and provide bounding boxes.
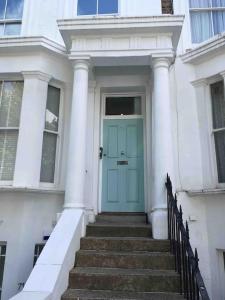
[212,0,225,7]
[0,81,23,127]
[0,130,18,181]
[0,256,5,287]
[105,97,142,116]
[45,86,60,132]
[213,11,225,34]
[98,0,118,14]
[0,0,6,19]
[5,0,24,19]
[77,0,97,15]
[4,23,21,35]
[0,25,4,36]
[211,81,225,129]
[40,132,57,183]
[214,131,225,182]
[190,12,213,42]
[0,246,6,256]
[189,0,211,8]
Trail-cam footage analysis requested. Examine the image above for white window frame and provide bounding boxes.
[209,78,225,186]
[40,82,64,189]
[0,80,23,186]
[0,0,24,36]
[77,0,120,17]
[189,0,225,43]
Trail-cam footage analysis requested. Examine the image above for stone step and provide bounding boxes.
[80,237,170,252]
[96,213,147,224]
[69,267,180,293]
[62,289,184,300]
[86,224,152,237]
[76,250,175,270]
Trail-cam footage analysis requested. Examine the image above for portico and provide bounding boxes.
[58,15,183,239]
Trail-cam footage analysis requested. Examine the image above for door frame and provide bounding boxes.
[98,92,147,213]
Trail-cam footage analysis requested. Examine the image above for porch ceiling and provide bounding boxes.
[58,15,184,66]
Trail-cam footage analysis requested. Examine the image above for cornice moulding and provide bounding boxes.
[181,33,225,65]
[0,36,67,56]
[58,15,184,51]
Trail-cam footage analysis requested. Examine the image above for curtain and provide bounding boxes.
[189,0,211,8]
[190,11,213,42]
[40,86,60,183]
[0,81,23,181]
[212,0,225,7]
[211,81,225,183]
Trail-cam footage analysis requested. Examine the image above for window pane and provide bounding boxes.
[98,0,118,14]
[190,12,213,42]
[214,131,225,182]
[0,0,6,19]
[211,81,225,129]
[40,132,57,183]
[77,0,97,15]
[105,97,142,116]
[0,256,5,288]
[189,0,211,8]
[0,246,6,256]
[0,81,23,128]
[213,11,225,34]
[0,130,18,181]
[5,0,24,19]
[45,86,60,132]
[4,23,21,35]
[212,0,225,7]
[0,25,4,36]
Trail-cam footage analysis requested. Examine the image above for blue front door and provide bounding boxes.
[102,118,144,212]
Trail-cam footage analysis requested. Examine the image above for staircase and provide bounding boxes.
[62,213,184,300]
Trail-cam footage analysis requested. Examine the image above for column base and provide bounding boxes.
[151,208,168,240]
[63,202,86,210]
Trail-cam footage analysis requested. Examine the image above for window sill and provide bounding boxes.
[184,188,225,197]
[0,186,65,195]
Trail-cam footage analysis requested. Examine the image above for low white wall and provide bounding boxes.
[0,191,64,300]
[10,209,84,300]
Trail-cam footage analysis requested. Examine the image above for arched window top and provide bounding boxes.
[77,0,118,16]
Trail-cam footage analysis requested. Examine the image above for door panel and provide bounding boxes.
[102,119,144,212]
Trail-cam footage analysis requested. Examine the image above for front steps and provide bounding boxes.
[62,213,183,300]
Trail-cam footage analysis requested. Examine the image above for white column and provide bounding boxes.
[152,58,174,239]
[14,71,51,188]
[64,60,89,209]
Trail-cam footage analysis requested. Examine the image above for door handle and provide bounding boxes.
[99,147,103,159]
[121,151,125,156]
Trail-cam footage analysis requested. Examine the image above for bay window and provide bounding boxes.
[211,81,225,183]
[0,81,23,182]
[40,86,61,184]
[189,0,225,43]
[77,0,118,16]
[0,0,24,36]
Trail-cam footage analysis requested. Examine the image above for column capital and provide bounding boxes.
[152,57,170,70]
[71,56,91,71]
[22,71,52,82]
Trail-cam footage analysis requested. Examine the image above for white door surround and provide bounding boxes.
[59,15,183,239]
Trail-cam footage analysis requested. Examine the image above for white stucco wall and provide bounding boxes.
[0,0,225,299]
[0,192,64,300]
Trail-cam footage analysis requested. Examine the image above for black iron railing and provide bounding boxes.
[166,175,210,300]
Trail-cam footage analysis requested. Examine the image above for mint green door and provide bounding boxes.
[102,119,144,212]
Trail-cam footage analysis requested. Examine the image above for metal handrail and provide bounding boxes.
[166,174,210,300]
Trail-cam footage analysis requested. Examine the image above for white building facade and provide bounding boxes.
[0,0,224,299]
